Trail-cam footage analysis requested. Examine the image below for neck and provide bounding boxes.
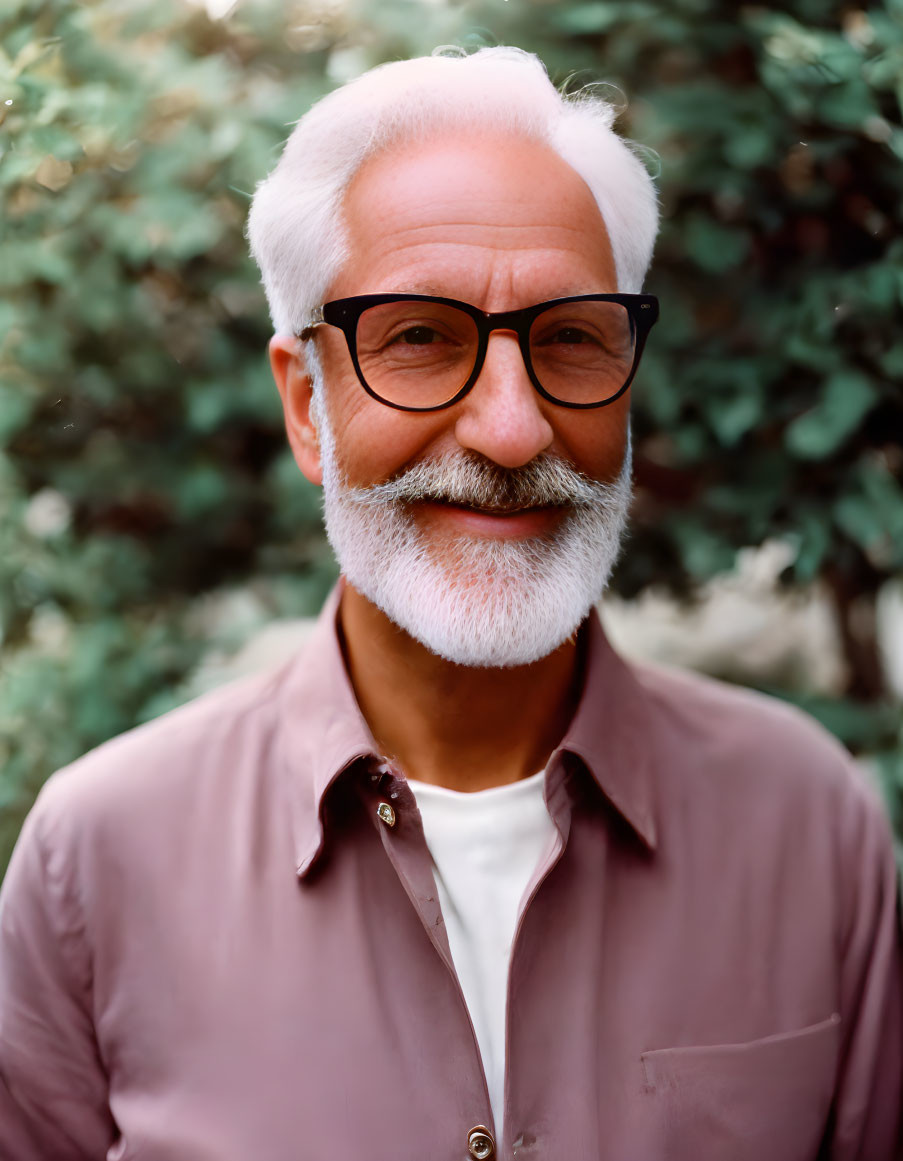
[338,583,584,792]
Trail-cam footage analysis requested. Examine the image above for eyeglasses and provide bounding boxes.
[297,292,659,412]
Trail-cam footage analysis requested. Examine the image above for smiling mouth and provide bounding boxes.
[426,499,563,516]
[406,497,569,540]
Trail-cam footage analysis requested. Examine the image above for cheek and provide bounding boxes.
[317,322,471,485]
[556,394,631,481]
[329,403,453,487]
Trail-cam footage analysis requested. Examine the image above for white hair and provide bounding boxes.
[247,46,659,335]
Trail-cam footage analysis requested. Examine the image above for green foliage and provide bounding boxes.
[0,0,339,870]
[2,0,902,873]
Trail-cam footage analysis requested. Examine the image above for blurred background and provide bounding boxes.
[1,0,902,878]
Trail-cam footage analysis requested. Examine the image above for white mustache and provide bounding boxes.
[341,451,625,513]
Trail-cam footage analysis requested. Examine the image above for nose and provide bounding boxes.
[453,333,554,468]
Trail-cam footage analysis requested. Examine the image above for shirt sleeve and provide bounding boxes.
[0,794,116,1159]
[831,772,903,1161]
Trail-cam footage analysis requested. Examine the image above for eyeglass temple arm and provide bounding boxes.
[297,305,326,342]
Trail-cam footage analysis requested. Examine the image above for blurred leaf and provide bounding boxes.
[683,215,750,273]
[788,510,832,584]
[785,370,877,459]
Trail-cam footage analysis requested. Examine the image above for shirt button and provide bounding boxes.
[467,1126,495,1159]
[376,802,396,827]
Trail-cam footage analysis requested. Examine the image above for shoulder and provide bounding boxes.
[22,660,292,872]
[630,659,892,854]
[636,659,860,778]
[620,661,898,968]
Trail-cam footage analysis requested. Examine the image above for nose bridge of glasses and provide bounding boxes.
[478,305,533,349]
[476,323,534,387]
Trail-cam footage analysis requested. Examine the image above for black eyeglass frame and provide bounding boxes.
[297,292,659,412]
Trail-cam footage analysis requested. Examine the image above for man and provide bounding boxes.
[0,46,899,1161]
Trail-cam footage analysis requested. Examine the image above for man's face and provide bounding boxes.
[290,131,633,667]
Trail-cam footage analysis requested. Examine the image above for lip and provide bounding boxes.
[414,499,566,539]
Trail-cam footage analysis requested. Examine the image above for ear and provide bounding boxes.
[269,335,323,486]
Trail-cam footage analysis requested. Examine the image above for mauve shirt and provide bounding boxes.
[0,592,900,1160]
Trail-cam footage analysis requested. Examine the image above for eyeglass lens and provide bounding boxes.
[354,300,636,408]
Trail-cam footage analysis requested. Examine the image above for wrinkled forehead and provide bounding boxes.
[329,129,618,304]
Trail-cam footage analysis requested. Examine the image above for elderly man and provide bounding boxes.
[1,46,900,1161]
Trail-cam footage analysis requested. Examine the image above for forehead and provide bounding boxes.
[329,131,618,306]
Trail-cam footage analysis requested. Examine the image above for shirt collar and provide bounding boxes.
[276,585,381,877]
[554,612,658,850]
[277,589,658,877]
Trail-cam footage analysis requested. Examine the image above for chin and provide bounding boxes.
[330,506,627,669]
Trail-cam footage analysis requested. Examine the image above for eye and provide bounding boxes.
[394,325,443,346]
[546,326,600,346]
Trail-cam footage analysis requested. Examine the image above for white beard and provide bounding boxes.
[311,384,632,669]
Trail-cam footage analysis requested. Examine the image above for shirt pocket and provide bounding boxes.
[639,1012,841,1161]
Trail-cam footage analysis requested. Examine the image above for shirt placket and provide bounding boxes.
[503,756,576,1158]
[359,759,500,1160]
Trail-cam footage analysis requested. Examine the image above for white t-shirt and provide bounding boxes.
[406,772,557,1137]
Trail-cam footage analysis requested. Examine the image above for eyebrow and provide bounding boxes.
[389,285,606,302]
[394,283,448,297]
